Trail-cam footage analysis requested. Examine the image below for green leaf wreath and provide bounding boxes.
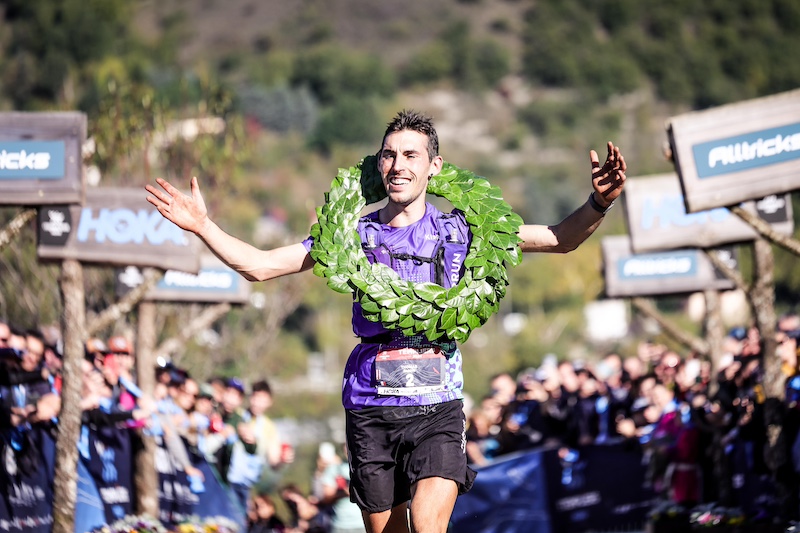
[309,155,523,344]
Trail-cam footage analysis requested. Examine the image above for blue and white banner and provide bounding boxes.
[0,142,65,180]
[452,443,655,533]
[668,88,800,212]
[0,111,85,206]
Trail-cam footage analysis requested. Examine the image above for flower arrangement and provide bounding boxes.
[175,515,239,533]
[92,514,168,533]
[647,500,690,533]
[689,504,745,530]
[90,514,239,533]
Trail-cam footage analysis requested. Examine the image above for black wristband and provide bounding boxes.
[588,192,614,215]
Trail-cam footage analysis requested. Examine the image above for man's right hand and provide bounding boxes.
[145,176,209,236]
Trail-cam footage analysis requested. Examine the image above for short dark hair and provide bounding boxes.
[251,379,272,395]
[383,109,439,160]
[25,329,45,343]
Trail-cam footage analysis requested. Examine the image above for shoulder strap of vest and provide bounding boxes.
[358,210,468,286]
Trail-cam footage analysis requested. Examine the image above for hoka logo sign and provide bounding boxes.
[77,208,189,246]
[640,195,729,230]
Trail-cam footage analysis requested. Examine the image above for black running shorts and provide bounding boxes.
[345,399,477,513]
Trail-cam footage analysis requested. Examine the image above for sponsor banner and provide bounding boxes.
[542,444,656,533]
[154,435,199,527]
[37,187,201,272]
[115,254,250,304]
[667,88,800,212]
[83,426,135,523]
[602,235,736,298]
[451,443,654,533]
[0,112,85,205]
[623,173,794,253]
[451,450,552,533]
[0,429,54,533]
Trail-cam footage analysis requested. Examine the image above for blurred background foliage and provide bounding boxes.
[2,0,800,463]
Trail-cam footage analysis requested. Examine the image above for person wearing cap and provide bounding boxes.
[85,337,110,369]
[106,335,144,407]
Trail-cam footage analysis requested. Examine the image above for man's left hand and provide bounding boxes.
[590,141,627,207]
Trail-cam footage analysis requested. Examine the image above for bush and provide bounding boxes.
[290,45,395,105]
[307,97,383,154]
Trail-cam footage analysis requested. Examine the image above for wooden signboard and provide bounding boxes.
[0,112,86,205]
[115,255,250,304]
[37,187,201,273]
[668,89,800,212]
[602,235,736,298]
[623,173,793,253]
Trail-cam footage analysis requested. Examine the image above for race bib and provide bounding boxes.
[375,346,446,396]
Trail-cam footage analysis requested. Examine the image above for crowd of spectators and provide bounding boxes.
[4,312,800,529]
[464,312,800,524]
[0,320,349,533]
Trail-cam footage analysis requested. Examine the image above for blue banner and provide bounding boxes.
[155,436,199,527]
[0,141,65,179]
[543,444,656,533]
[452,444,655,533]
[75,459,107,533]
[193,459,246,528]
[693,123,800,179]
[451,450,551,533]
[83,426,135,523]
[0,430,54,533]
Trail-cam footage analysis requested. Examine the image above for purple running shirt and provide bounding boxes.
[304,203,471,409]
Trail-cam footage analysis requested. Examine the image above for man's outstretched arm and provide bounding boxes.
[146,177,314,282]
[518,141,626,254]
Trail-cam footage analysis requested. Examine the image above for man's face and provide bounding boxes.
[23,335,45,371]
[113,351,134,372]
[249,390,272,415]
[379,130,442,208]
[7,333,26,354]
[0,323,10,347]
[222,387,243,412]
[177,380,199,411]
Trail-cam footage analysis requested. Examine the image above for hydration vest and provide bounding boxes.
[357,208,470,289]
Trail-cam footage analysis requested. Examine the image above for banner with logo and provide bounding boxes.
[542,444,656,533]
[115,255,250,304]
[451,450,551,533]
[602,235,737,298]
[623,174,794,253]
[0,112,86,206]
[667,89,800,212]
[83,425,136,523]
[0,431,54,533]
[451,444,654,533]
[37,187,201,272]
[75,459,108,533]
[154,435,199,527]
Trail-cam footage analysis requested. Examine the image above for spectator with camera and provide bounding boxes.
[227,379,293,514]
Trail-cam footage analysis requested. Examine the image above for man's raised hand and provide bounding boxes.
[589,141,627,207]
[145,176,209,235]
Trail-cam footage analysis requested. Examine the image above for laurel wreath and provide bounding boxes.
[309,155,523,344]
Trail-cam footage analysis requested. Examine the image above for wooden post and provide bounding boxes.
[135,298,160,516]
[52,259,86,533]
[751,237,780,400]
[703,289,724,396]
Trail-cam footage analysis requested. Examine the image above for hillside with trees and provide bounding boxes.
[2,0,800,411]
